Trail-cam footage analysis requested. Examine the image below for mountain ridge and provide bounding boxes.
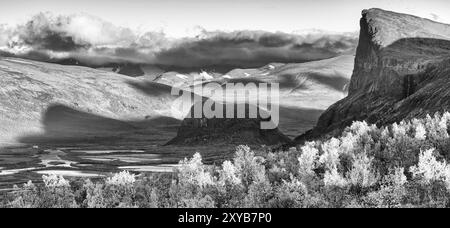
[296,8,450,143]
[349,8,450,96]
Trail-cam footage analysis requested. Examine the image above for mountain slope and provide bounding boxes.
[297,9,450,142]
[0,57,179,145]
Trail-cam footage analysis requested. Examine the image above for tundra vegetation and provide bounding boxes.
[2,112,450,208]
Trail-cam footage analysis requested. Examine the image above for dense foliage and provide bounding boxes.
[2,112,450,208]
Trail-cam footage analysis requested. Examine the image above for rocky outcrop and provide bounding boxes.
[167,101,291,146]
[113,63,145,77]
[296,9,450,142]
[349,8,450,97]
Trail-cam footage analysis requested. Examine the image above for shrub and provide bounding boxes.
[83,179,107,208]
[214,161,245,208]
[134,173,173,208]
[362,168,407,208]
[102,171,138,208]
[410,149,450,190]
[233,145,266,190]
[170,153,216,208]
[298,142,319,177]
[39,174,77,208]
[347,153,378,188]
[8,181,39,208]
[243,176,273,208]
[323,167,348,188]
[270,178,309,208]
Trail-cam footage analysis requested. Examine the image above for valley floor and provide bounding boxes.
[0,140,239,190]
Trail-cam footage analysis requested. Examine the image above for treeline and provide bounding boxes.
[2,112,450,208]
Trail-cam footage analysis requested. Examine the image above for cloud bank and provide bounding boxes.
[0,12,358,69]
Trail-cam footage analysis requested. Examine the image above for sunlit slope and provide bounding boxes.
[0,58,180,145]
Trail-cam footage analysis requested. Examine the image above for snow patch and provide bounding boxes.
[176,74,189,80]
[200,71,214,80]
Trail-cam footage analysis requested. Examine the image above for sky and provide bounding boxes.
[0,0,449,38]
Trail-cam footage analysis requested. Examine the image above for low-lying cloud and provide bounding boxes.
[0,12,358,69]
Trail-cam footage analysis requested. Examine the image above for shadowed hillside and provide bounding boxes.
[18,104,181,145]
[0,58,182,145]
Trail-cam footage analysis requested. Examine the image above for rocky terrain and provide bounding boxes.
[297,8,450,142]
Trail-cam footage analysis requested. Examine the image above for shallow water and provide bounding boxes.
[0,142,237,189]
[119,165,179,173]
[39,150,77,168]
[71,150,146,154]
[35,170,104,177]
[0,167,38,176]
[79,154,162,163]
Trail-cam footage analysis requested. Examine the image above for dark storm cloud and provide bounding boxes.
[153,30,357,68]
[0,12,358,69]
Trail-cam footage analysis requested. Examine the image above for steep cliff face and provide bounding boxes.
[296,9,450,142]
[349,8,450,97]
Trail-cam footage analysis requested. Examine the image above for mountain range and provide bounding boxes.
[1,8,449,149]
